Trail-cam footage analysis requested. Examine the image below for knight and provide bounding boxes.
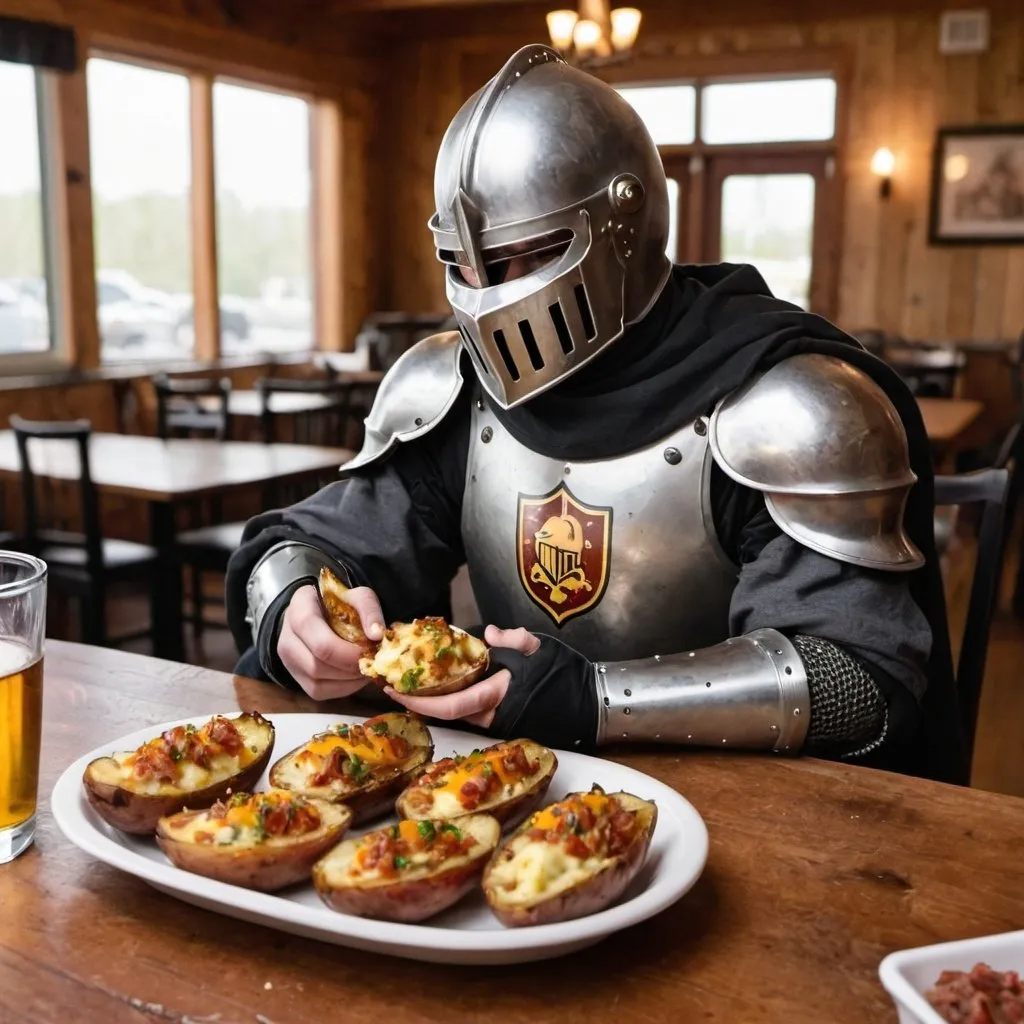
[226,45,963,783]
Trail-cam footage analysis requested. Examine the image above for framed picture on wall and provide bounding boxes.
[928,124,1024,245]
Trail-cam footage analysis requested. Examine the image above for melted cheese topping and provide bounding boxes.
[531,791,611,831]
[359,619,484,692]
[164,792,335,850]
[421,749,524,817]
[102,716,265,796]
[276,723,413,794]
[486,840,610,905]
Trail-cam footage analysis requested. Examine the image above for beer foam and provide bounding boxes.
[0,638,38,677]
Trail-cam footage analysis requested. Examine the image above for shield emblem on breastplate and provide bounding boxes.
[516,484,612,626]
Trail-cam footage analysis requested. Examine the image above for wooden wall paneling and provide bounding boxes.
[340,87,376,346]
[873,18,920,336]
[896,16,944,341]
[189,74,220,362]
[835,20,895,332]
[996,15,1024,342]
[971,13,1019,341]
[940,52,981,340]
[53,67,102,370]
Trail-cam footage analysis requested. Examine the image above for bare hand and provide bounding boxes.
[385,625,540,728]
[277,584,385,700]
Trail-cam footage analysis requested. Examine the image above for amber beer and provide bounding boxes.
[0,552,47,863]
[0,642,44,832]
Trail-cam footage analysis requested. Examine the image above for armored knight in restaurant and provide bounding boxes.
[226,45,962,783]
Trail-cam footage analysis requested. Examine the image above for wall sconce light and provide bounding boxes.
[871,147,895,199]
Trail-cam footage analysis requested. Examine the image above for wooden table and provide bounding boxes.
[917,396,984,447]
[0,433,350,661]
[6,640,1024,1023]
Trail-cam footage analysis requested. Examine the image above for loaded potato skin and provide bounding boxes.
[359,618,490,697]
[156,790,352,892]
[82,712,276,835]
[318,566,489,696]
[269,713,433,824]
[313,814,501,922]
[396,739,556,830]
[483,786,657,927]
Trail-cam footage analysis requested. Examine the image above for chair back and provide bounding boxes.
[9,415,104,576]
[933,467,1011,765]
[153,374,231,440]
[254,376,355,446]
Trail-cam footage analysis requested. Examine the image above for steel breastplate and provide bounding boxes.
[460,399,739,662]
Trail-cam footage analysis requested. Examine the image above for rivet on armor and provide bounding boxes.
[794,708,802,716]
[564,464,571,475]
[622,732,628,739]
[663,446,682,465]
[688,651,695,658]
[770,725,779,732]
[481,426,493,443]
[414,417,423,427]
[722,739,727,744]
[603,696,610,706]
[623,707,631,715]
[624,688,632,697]
[694,418,708,436]
[624,248,633,258]
[687,734,693,741]
[610,174,645,214]
[654,654,661,662]
[785,666,793,675]
[655,733,661,739]
[476,398,484,410]
[775,648,783,655]
[705,681,711,688]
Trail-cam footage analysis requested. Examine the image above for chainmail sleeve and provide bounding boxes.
[791,634,888,761]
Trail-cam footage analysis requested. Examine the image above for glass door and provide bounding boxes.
[703,153,835,312]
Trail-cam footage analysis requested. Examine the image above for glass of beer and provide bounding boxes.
[0,552,46,864]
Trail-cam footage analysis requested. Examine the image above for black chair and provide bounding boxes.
[933,467,1011,768]
[153,373,232,440]
[254,376,356,447]
[153,374,241,641]
[9,415,158,647]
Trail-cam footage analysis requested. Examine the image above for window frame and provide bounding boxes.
[0,37,344,377]
[0,64,69,375]
[607,51,849,319]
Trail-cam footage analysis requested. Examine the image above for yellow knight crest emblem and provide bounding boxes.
[516,484,612,626]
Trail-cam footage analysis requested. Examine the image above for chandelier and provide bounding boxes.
[545,0,642,69]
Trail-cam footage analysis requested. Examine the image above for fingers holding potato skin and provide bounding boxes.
[383,624,539,726]
[338,585,386,643]
[278,585,374,701]
[385,669,511,728]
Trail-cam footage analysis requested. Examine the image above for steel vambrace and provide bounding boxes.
[594,628,889,758]
[245,541,350,649]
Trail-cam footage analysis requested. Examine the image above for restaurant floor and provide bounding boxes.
[72,515,1024,800]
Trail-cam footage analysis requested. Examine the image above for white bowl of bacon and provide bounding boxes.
[879,929,1024,1024]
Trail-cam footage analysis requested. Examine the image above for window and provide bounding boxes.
[701,77,837,144]
[621,73,839,315]
[87,58,192,362]
[616,85,696,146]
[213,82,313,354]
[719,173,816,308]
[0,61,53,356]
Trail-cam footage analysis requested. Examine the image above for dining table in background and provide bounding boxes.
[4,639,1024,1023]
[0,432,351,662]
